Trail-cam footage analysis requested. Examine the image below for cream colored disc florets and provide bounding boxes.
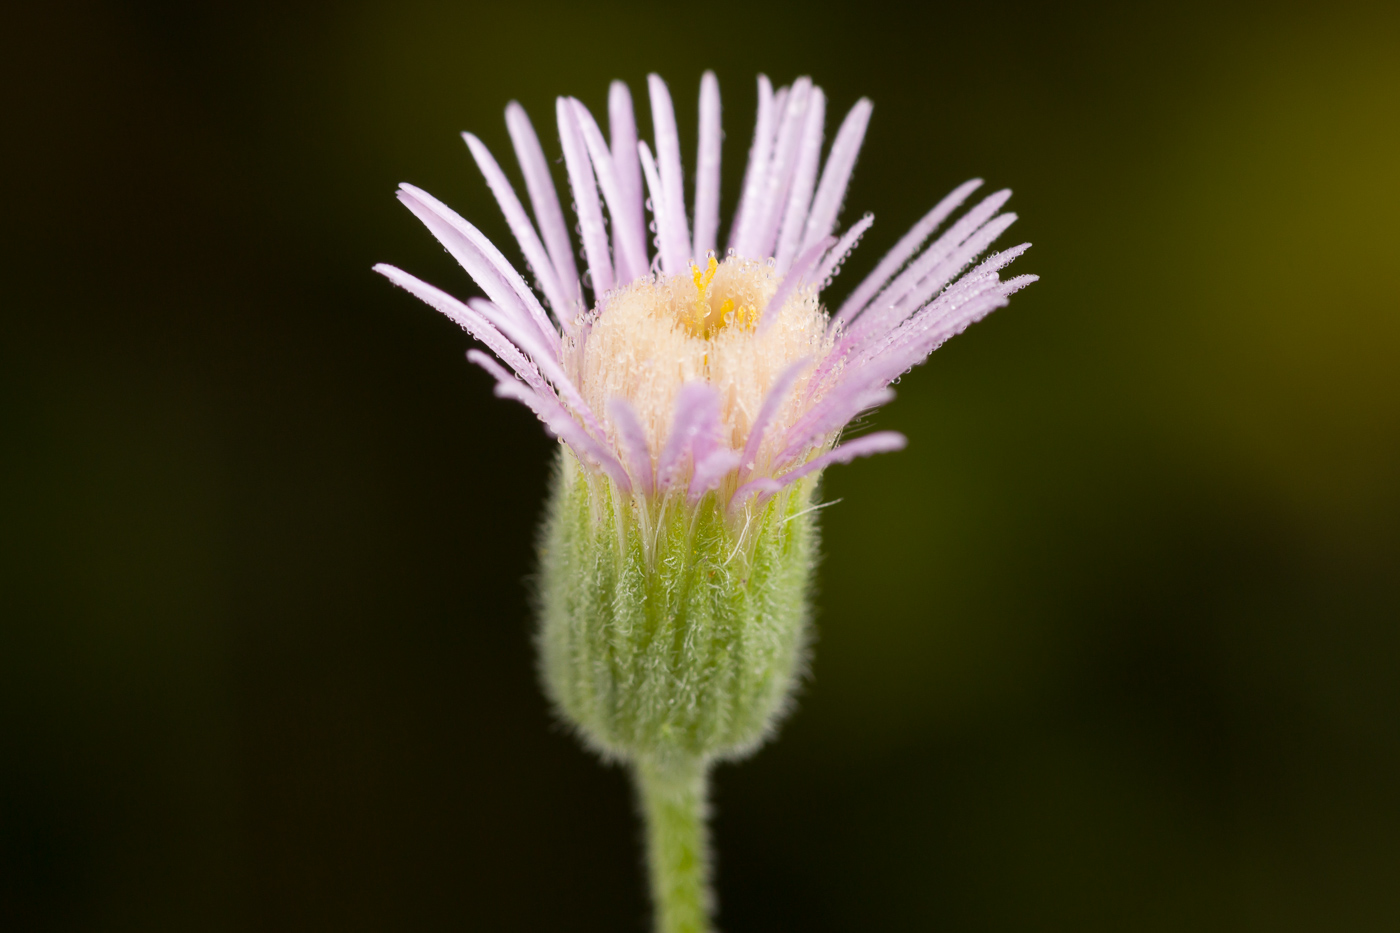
[570,256,833,466]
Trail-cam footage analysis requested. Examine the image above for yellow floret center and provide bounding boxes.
[685,256,758,338]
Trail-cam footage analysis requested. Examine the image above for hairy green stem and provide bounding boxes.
[635,756,713,933]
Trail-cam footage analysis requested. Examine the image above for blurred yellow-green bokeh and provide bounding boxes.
[3,1,1398,930]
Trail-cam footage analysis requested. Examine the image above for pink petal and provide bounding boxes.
[801,98,873,256]
[774,86,826,275]
[467,350,631,493]
[608,81,647,267]
[849,189,1013,336]
[606,396,654,497]
[647,74,691,275]
[728,75,776,257]
[740,356,812,472]
[760,235,836,333]
[374,264,544,392]
[812,213,874,294]
[656,382,720,493]
[396,184,560,357]
[740,78,813,260]
[776,431,907,487]
[505,102,580,308]
[833,178,983,325]
[571,98,649,284]
[777,386,895,466]
[556,97,614,297]
[689,448,741,503]
[692,71,722,263]
[848,210,1018,351]
[639,141,685,277]
[462,132,572,322]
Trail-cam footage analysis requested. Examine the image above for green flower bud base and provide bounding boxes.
[538,451,819,932]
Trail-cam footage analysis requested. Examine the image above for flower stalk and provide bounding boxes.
[635,755,713,933]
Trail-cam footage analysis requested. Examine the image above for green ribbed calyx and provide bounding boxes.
[538,450,819,766]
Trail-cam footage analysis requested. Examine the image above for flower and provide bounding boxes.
[376,71,1034,933]
[374,72,1035,523]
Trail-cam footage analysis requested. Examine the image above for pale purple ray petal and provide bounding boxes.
[846,193,1014,345]
[808,272,1011,423]
[465,300,609,445]
[774,85,826,275]
[571,98,649,284]
[462,132,572,323]
[813,213,874,293]
[647,74,690,273]
[505,102,580,306]
[557,97,614,298]
[692,71,722,263]
[467,349,631,493]
[373,263,544,392]
[396,185,560,356]
[856,273,1037,379]
[740,356,811,473]
[689,448,741,503]
[776,431,907,487]
[684,391,741,502]
[463,298,605,442]
[772,85,791,128]
[848,210,1018,351]
[823,271,1034,423]
[739,77,812,260]
[858,189,1011,318]
[639,141,686,277]
[833,178,983,325]
[800,98,873,255]
[859,245,1032,363]
[730,477,782,511]
[907,278,1035,360]
[656,382,720,493]
[608,81,646,260]
[776,386,895,466]
[728,75,775,256]
[886,217,1021,318]
[464,298,559,377]
[760,235,836,333]
[606,396,654,497]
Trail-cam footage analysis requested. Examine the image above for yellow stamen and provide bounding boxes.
[718,297,735,326]
[690,256,719,335]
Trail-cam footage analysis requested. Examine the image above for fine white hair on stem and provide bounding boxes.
[693,71,722,263]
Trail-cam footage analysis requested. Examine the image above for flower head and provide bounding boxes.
[375,73,1035,530]
[379,73,1036,932]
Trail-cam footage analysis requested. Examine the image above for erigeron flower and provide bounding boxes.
[376,71,1034,933]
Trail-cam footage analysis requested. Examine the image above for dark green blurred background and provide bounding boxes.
[3,0,1398,929]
